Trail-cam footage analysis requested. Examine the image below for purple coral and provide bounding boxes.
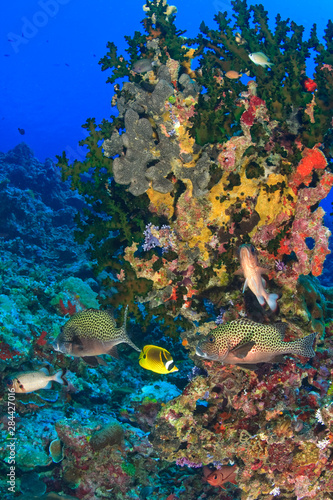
[215,307,226,324]
[142,223,176,253]
[142,223,160,251]
[187,366,208,381]
[275,260,286,272]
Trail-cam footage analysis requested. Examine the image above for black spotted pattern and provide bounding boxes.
[61,309,123,342]
[199,319,315,359]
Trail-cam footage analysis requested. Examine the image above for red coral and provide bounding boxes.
[241,95,266,126]
[58,298,77,316]
[0,341,20,360]
[250,96,265,107]
[241,108,256,126]
[268,441,293,472]
[36,330,48,346]
[303,77,317,92]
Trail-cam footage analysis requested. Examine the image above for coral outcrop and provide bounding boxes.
[58,0,333,338]
[2,1,332,499]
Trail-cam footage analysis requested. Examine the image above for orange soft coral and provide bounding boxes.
[290,146,327,189]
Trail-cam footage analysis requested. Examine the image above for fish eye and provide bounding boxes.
[209,337,215,342]
[213,474,217,479]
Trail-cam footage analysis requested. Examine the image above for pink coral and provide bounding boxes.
[240,94,266,127]
[253,170,332,280]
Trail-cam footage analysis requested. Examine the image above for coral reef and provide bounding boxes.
[57,0,333,341]
[89,419,124,451]
[54,4,333,496]
[2,1,333,499]
[150,340,333,499]
[0,143,97,370]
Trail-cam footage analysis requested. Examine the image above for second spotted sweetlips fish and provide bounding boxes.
[235,244,279,312]
[54,307,140,366]
[196,319,316,366]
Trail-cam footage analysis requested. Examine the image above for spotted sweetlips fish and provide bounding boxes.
[196,319,316,366]
[203,464,238,489]
[53,306,140,366]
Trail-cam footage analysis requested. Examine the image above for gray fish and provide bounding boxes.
[54,306,140,366]
[196,319,316,366]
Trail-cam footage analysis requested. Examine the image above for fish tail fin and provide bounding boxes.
[291,332,317,358]
[257,294,266,306]
[121,305,141,353]
[267,293,279,312]
[54,368,68,386]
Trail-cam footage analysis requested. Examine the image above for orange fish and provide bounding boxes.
[203,464,238,489]
[235,244,279,312]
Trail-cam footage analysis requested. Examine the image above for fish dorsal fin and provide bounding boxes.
[111,305,141,353]
[39,367,49,375]
[122,305,129,329]
[233,318,256,326]
[108,345,119,359]
[274,322,288,338]
[230,341,256,359]
[234,268,244,276]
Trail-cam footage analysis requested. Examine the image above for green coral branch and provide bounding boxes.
[99,41,131,84]
[190,0,333,148]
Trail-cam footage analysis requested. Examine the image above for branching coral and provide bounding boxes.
[190,1,333,151]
